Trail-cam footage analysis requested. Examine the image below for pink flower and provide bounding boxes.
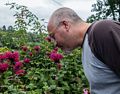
[0,63,9,73]
[29,52,33,57]
[14,61,23,71]
[14,58,19,62]
[49,52,63,63]
[0,54,6,61]
[15,69,25,76]
[34,46,40,52]
[24,58,30,63]
[83,88,90,94]
[22,46,28,52]
[5,51,19,62]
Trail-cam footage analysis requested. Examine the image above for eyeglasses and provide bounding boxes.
[48,33,57,46]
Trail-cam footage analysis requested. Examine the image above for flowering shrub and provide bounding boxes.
[0,3,89,93]
[0,33,89,94]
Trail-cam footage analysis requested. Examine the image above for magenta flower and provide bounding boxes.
[24,58,30,63]
[0,63,9,73]
[29,52,33,57]
[22,46,28,52]
[5,51,19,62]
[49,52,63,63]
[14,61,23,71]
[0,54,6,61]
[15,69,25,76]
[34,46,40,52]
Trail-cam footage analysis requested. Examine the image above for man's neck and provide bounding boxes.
[78,22,91,46]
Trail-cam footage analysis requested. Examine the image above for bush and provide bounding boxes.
[0,33,89,94]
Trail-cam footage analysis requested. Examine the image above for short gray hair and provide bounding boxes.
[50,7,83,27]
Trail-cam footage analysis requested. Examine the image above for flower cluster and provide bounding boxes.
[0,51,19,62]
[0,50,31,76]
[21,45,40,55]
[48,48,63,70]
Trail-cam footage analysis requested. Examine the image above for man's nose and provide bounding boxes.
[49,37,57,46]
[52,39,57,46]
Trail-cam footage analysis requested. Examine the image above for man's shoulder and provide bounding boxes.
[91,19,114,31]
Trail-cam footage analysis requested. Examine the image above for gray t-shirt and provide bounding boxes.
[82,34,120,94]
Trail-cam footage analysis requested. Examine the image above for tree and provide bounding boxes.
[87,0,120,22]
[7,25,14,31]
[2,25,6,31]
[6,3,43,33]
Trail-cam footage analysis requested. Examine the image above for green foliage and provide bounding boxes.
[6,3,45,32]
[0,30,29,49]
[0,33,89,94]
[87,0,120,23]
[0,2,89,94]
[0,47,9,53]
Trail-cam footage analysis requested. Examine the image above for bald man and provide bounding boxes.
[47,7,120,94]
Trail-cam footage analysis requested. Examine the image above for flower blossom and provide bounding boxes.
[0,63,9,73]
[29,52,33,57]
[24,58,30,63]
[22,46,28,52]
[13,61,23,71]
[49,52,63,63]
[4,51,19,62]
[15,69,25,76]
[34,46,40,52]
[0,54,5,61]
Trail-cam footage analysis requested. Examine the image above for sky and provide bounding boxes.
[0,0,96,27]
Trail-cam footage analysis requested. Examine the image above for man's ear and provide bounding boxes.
[62,20,70,32]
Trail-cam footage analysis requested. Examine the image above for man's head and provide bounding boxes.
[47,7,89,53]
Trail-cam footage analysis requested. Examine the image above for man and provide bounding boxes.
[47,7,120,94]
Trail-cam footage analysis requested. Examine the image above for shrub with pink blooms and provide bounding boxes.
[0,3,89,94]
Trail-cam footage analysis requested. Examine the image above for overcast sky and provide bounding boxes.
[0,0,96,27]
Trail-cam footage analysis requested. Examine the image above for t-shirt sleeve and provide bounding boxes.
[88,20,120,77]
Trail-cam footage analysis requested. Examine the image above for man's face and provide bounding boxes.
[47,21,78,54]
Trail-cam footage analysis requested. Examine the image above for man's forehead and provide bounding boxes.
[47,21,56,34]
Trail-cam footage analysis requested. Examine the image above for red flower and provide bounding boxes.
[15,69,25,76]
[34,46,40,52]
[0,63,9,73]
[29,52,33,57]
[22,46,28,52]
[14,61,23,71]
[24,58,30,63]
[5,51,19,62]
[49,52,63,63]
[0,54,6,61]
[14,58,19,62]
